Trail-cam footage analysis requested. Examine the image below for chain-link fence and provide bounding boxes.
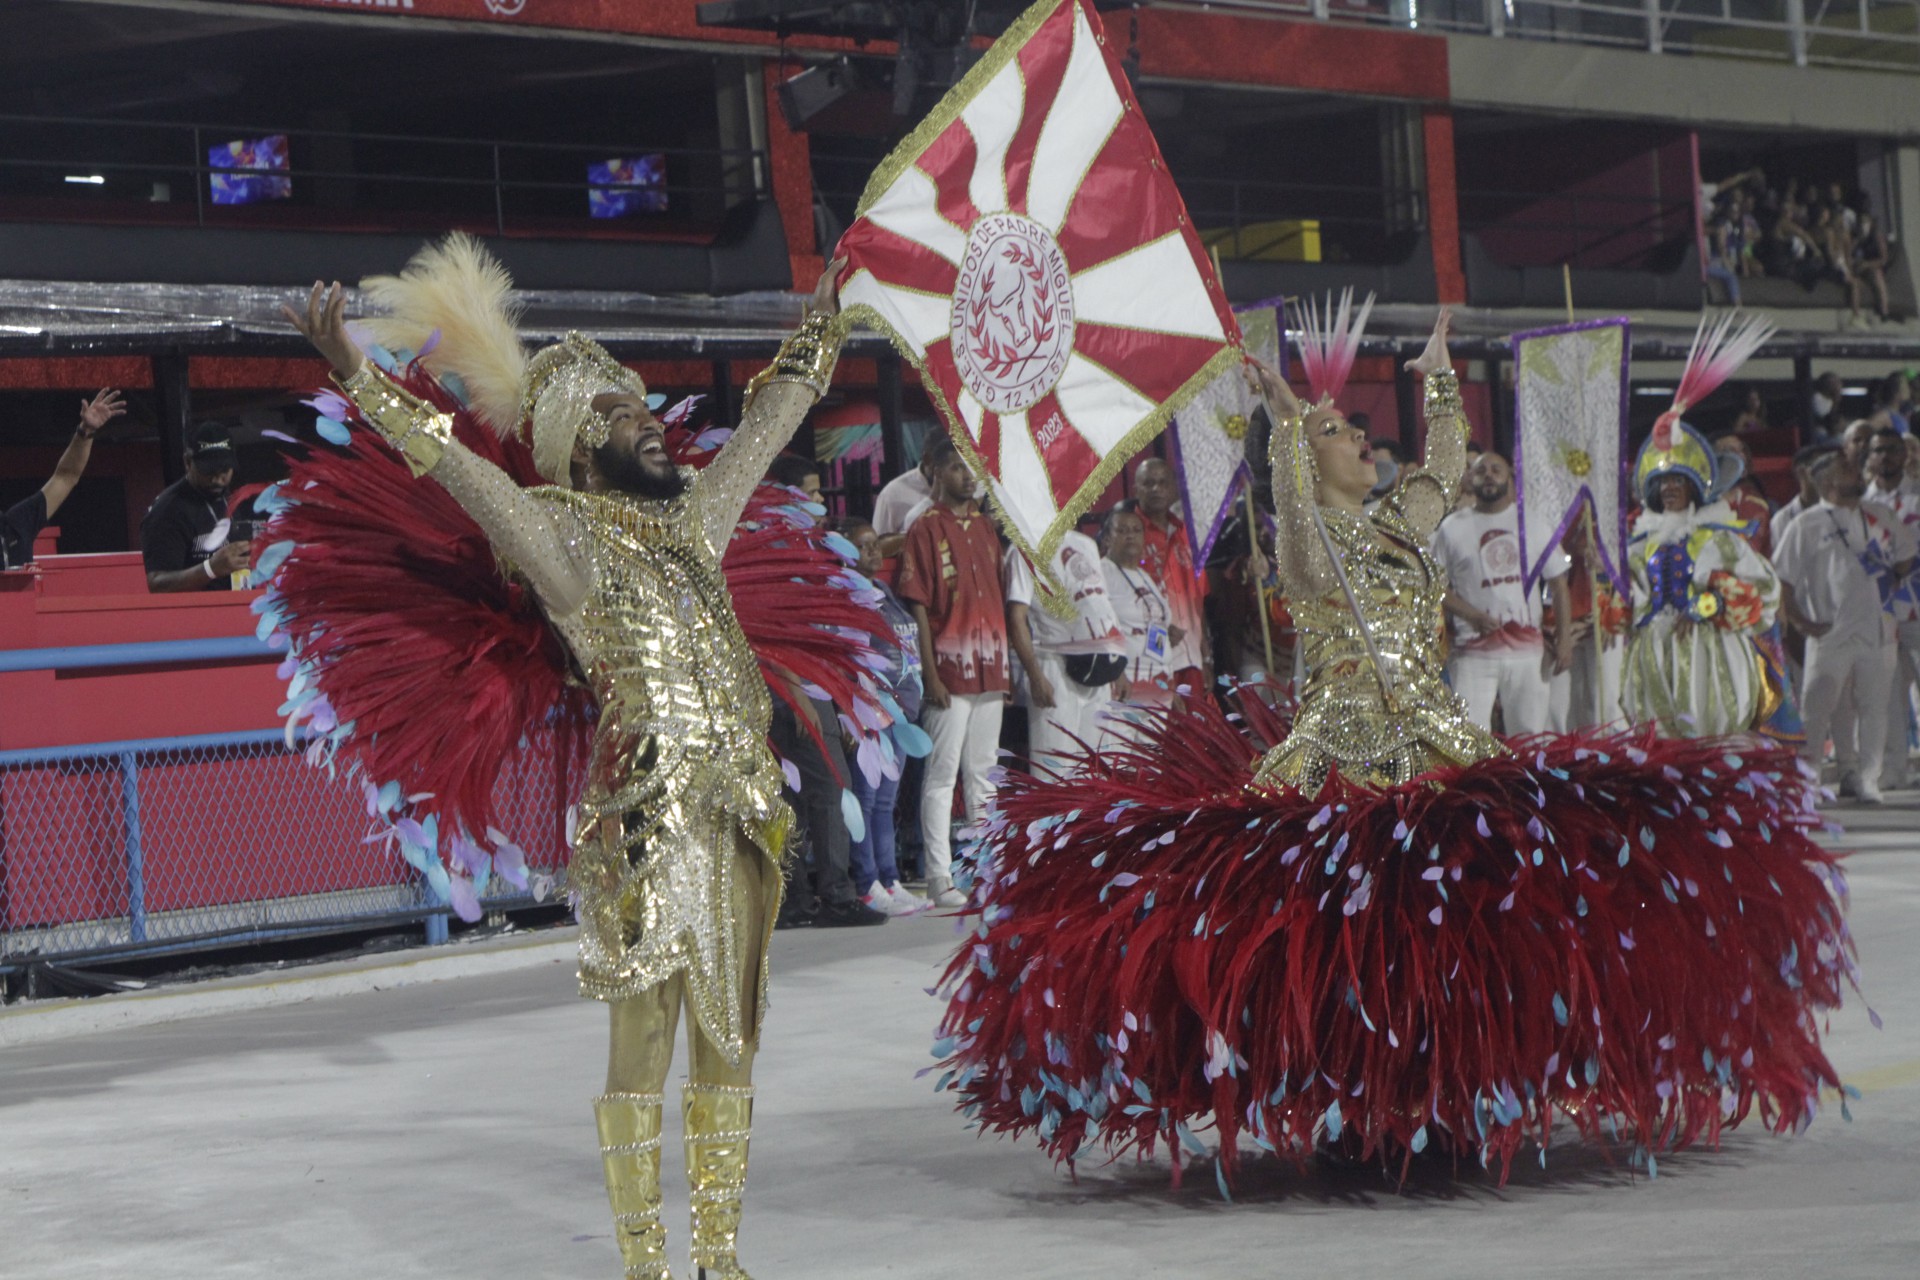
[0,727,572,972]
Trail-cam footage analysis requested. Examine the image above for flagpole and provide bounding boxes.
[1244,482,1276,676]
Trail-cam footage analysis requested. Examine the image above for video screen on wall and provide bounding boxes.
[208,134,292,206]
[588,154,667,218]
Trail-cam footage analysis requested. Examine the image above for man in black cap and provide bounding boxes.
[1,389,126,572]
[142,422,252,592]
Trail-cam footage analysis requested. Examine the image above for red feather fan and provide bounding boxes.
[262,365,902,903]
[936,695,1856,1188]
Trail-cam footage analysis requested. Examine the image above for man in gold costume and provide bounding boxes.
[286,239,845,1280]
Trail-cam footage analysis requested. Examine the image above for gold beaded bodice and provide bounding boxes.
[531,484,781,838]
[1255,367,1499,792]
[1255,500,1501,791]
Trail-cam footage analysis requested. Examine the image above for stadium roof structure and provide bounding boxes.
[5,279,1918,366]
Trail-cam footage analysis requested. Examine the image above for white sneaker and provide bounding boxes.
[884,883,930,915]
[1858,781,1885,805]
[925,876,969,910]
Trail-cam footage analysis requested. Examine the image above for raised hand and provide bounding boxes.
[1405,308,1453,378]
[810,255,848,317]
[1247,356,1301,419]
[76,388,127,437]
[280,281,363,378]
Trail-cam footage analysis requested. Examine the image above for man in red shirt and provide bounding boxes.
[1133,457,1211,699]
[896,436,1010,908]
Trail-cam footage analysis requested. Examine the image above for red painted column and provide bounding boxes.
[1422,107,1467,305]
[762,60,824,291]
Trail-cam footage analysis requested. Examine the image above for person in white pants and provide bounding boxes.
[1430,452,1573,735]
[895,438,1011,907]
[1773,451,1917,804]
[1865,427,1920,788]
[1005,529,1127,777]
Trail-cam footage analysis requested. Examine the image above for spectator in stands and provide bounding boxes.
[1004,526,1127,777]
[1811,205,1864,326]
[844,520,929,916]
[1,388,124,571]
[766,451,824,504]
[1854,214,1893,323]
[1811,371,1844,423]
[1770,441,1840,549]
[1774,451,1917,804]
[1763,195,1820,286]
[1732,387,1770,436]
[1865,427,1920,790]
[1431,450,1574,734]
[896,434,1010,910]
[1132,456,1210,699]
[143,423,252,593]
[1706,212,1744,305]
[1101,503,1180,733]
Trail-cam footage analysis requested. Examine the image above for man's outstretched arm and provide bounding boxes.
[284,281,590,617]
[695,261,846,553]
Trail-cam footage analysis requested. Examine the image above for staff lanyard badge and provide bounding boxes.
[1145,623,1169,660]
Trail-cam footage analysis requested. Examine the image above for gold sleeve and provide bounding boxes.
[696,311,845,554]
[1396,368,1467,542]
[333,363,454,476]
[332,362,591,617]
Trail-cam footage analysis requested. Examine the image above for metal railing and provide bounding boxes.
[0,641,569,973]
[0,111,770,236]
[1171,0,1920,73]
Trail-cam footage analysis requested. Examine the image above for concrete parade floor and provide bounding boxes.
[4,798,1919,1280]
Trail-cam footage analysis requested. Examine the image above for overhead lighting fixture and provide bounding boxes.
[64,174,106,185]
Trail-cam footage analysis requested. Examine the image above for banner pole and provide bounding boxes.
[1562,263,1575,324]
[1245,483,1276,677]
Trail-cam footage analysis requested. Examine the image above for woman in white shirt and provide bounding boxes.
[1099,505,1182,740]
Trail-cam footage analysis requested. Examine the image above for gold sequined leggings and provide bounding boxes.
[605,831,771,1093]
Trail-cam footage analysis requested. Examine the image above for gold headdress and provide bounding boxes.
[357,233,648,485]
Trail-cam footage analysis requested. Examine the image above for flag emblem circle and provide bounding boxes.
[950,212,1075,414]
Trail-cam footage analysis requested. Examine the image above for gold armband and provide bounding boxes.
[1421,366,1462,419]
[332,363,454,477]
[746,310,845,403]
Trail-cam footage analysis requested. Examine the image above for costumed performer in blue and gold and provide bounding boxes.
[1621,320,1785,739]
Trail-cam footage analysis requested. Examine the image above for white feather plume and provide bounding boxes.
[358,233,529,436]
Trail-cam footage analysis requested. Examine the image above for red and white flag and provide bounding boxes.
[836,0,1242,583]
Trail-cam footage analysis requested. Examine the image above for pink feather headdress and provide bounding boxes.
[1290,288,1376,407]
[1650,310,1776,450]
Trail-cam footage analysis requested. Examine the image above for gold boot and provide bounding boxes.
[682,1083,755,1280]
[594,1092,675,1280]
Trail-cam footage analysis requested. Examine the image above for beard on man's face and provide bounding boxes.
[594,438,687,501]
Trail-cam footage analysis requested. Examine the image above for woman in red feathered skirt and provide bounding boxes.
[933,308,1856,1186]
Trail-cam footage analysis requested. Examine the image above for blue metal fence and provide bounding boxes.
[0,643,570,974]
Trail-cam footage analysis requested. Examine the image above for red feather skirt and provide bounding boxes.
[935,698,1855,1185]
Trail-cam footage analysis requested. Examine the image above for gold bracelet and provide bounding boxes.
[333,363,454,476]
[749,311,844,402]
[1422,366,1463,419]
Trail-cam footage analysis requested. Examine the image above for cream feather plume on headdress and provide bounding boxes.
[358,233,529,437]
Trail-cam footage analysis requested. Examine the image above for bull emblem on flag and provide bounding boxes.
[835,0,1243,603]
